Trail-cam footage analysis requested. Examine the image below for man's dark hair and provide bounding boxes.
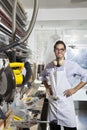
[54,40,66,50]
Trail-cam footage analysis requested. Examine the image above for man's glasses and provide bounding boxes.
[55,48,65,52]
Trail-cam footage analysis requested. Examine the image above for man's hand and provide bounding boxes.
[64,88,76,97]
[64,82,87,97]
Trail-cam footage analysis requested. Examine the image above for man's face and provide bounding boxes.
[54,44,66,59]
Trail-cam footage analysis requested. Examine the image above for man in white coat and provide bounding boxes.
[41,40,87,130]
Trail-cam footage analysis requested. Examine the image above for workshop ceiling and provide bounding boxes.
[20,0,87,29]
[21,0,87,9]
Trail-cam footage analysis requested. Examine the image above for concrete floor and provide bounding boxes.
[9,109,87,130]
[30,109,87,130]
[8,100,87,130]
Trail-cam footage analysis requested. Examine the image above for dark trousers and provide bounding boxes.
[49,121,77,130]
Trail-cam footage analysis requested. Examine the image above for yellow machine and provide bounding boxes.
[9,62,24,85]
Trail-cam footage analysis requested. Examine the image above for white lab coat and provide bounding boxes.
[47,67,77,127]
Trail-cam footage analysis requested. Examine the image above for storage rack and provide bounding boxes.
[0,0,32,61]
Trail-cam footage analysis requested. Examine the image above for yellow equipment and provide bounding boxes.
[9,62,24,85]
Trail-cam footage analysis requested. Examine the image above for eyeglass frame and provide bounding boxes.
[55,48,65,52]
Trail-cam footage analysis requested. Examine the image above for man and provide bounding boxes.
[41,40,87,130]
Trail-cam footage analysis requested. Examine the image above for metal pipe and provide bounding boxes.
[19,0,39,43]
[12,0,39,43]
[12,0,17,42]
